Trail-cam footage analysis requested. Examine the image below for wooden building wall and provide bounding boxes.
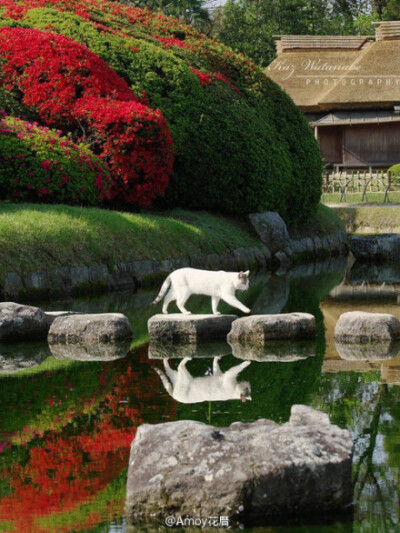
[317,122,400,167]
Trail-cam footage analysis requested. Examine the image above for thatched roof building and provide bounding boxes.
[267,22,400,168]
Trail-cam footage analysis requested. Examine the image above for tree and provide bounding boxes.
[212,0,395,67]
[125,0,212,31]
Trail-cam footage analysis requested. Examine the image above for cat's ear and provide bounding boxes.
[244,270,250,277]
[238,271,243,278]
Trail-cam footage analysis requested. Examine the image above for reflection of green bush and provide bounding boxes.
[0,360,113,438]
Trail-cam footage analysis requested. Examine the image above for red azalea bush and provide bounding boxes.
[0,27,173,207]
[0,112,111,204]
[74,96,172,205]
[0,0,322,223]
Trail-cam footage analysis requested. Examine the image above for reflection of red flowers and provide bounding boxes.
[0,347,175,532]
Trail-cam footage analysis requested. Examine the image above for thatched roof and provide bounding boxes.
[310,109,400,126]
[267,25,400,112]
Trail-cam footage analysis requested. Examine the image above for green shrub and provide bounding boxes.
[389,163,400,178]
[0,114,111,204]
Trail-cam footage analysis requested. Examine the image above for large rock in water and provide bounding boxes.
[0,302,49,341]
[334,311,400,344]
[126,405,353,523]
[148,314,237,343]
[248,211,293,256]
[48,313,133,343]
[228,313,316,344]
[349,234,400,262]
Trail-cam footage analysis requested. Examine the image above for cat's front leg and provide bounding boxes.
[221,293,251,314]
[211,296,221,315]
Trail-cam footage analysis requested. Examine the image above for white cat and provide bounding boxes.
[151,268,251,315]
[155,356,252,403]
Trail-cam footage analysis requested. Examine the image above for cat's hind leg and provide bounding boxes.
[221,293,250,314]
[211,296,221,315]
[162,289,175,314]
[154,368,173,395]
[177,290,191,315]
[163,359,177,385]
[212,356,223,375]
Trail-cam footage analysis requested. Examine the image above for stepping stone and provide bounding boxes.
[44,311,80,326]
[227,313,316,344]
[126,405,353,524]
[0,302,49,342]
[48,313,133,344]
[148,314,238,344]
[334,311,400,344]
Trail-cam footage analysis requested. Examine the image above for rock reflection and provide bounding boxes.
[148,341,231,359]
[155,356,251,403]
[0,342,51,373]
[335,340,400,361]
[229,340,316,362]
[49,340,131,361]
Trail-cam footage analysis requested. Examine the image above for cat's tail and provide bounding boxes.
[151,275,171,306]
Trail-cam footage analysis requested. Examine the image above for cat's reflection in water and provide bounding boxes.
[155,356,252,403]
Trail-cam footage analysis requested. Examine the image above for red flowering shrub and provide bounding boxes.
[74,96,172,205]
[0,113,111,203]
[0,26,173,207]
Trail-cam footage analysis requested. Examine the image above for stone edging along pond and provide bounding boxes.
[0,211,348,301]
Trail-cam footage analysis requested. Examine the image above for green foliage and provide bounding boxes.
[0,87,37,122]
[0,115,110,205]
[388,162,400,177]
[261,79,323,223]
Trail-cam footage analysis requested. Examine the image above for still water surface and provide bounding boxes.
[1,258,400,532]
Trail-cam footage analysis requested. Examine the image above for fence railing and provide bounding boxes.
[322,169,400,202]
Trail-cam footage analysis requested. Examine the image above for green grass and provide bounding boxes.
[322,191,400,204]
[0,203,261,282]
[326,205,400,234]
[288,203,345,240]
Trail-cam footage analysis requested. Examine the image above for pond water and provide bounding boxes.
[1,258,400,533]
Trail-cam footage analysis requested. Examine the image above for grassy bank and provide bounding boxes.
[0,203,262,281]
[0,202,345,295]
[288,203,345,240]
[326,205,400,234]
[322,192,400,204]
